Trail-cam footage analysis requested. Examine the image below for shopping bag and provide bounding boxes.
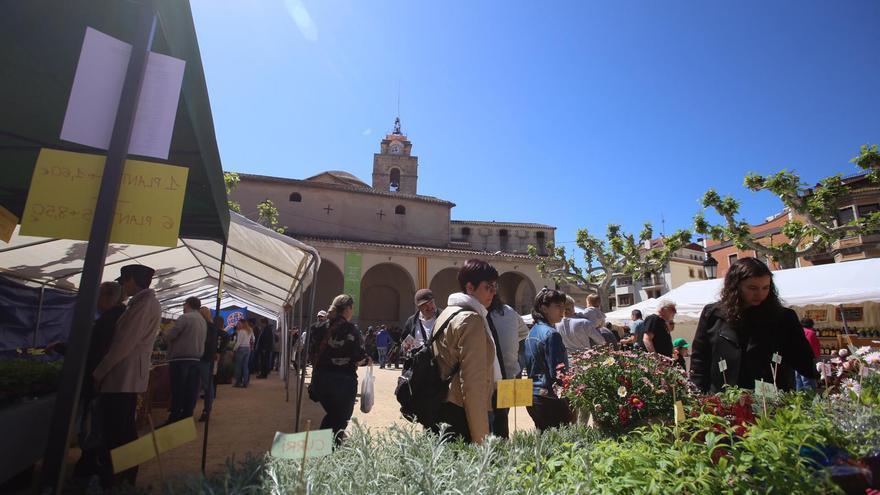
[360,365,375,413]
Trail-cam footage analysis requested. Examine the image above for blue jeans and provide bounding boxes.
[311,368,357,442]
[168,360,201,422]
[199,360,214,413]
[795,372,816,391]
[234,347,251,386]
[377,347,388,367]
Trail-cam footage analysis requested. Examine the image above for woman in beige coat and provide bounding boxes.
[432,259,502,444]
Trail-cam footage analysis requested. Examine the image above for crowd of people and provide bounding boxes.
[58,254,823,489]
[59,263,286,490]
[306,256,820,446]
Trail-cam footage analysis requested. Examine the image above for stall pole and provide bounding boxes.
[202,241,228,474]
[294,260,319,432]
[41,7,157,493]
[32,285,46,348]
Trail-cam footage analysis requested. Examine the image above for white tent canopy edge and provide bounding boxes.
[606,258,880,324]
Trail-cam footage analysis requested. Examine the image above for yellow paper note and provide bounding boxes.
[20,148,188,247]
[111,435,156,473]
[110,418,197,473]
[496,378,534,408]
[0,204,18,242]
[674,400,686,425]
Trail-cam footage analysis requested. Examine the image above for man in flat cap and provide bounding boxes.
[92,264,161,489]
[402,289,441,353]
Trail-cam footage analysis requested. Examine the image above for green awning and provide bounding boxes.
[0,0,229,242]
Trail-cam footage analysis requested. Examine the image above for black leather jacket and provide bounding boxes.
[690,302,818,394]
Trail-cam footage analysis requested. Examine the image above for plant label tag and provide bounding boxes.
[718,359,728,372]
[270,429,334,460]
[496,378,533,408]
[754,380,778,399]
[771,353,782,364]
[674,400,686,425]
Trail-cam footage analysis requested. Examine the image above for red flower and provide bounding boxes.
[618,406,630,425]
[616,375,632,388]
[628,395,645,410]
[711,447,730,465]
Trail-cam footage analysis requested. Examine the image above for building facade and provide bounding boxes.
[231,120,555,328]
[611,240,706,309]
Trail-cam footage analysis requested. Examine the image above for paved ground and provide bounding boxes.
[136,365,535,489]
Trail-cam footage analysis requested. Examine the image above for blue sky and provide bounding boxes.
[190,0,880,248]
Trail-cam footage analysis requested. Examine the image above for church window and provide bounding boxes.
[499,229,509,251]
[289,192,302,202]
[461,227,471,236]
[389,168,401,192]
[536,231,546,255]
[395,205,406,215]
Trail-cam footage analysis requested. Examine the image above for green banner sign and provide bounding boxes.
[343,251,363,317]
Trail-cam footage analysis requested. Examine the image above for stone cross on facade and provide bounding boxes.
[323,204,334,215]
[376,209,385,220]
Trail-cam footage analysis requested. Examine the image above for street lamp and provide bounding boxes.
[703,252,719,280]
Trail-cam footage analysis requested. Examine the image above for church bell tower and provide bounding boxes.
[372,117,418,194]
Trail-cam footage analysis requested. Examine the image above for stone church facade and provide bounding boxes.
[231,119,555,328]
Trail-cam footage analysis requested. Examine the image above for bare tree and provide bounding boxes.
[529,223,691,311]
[694,144,880,269]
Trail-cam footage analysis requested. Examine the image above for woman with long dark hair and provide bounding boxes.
[523,288,571,431]
[690,257,817,393]
[308,294,369,442]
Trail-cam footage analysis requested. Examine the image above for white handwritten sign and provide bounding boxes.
[270,429,333,460]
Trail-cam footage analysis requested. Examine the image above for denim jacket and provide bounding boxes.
[524,321,569,398]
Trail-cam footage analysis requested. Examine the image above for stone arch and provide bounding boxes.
[498,271,537,315]
[359,262,415,329]
[429,267,460,310]
[296,259,343,324]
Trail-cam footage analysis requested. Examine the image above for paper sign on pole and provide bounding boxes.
[0,204,18,242]
[496,378,533,408]
[754,380,778,400]
[19,149,188,247]
[771,353,782,364]
[270,429,334,460]
[674,400,686,425]
[111,418,197,473]
[60,27,185,160]
[717,359,728,372]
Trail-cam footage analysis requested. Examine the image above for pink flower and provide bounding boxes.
[629,396,645,410]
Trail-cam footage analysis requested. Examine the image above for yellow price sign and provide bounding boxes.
[496,378,533,408]
[111,418,197,473]
[0,204,18,242]
[20,148,188,247]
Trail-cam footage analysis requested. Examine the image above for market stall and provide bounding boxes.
[605,258,880,347]
[0,211,320,483]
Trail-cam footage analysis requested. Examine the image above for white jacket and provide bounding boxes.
[488,304,530,378]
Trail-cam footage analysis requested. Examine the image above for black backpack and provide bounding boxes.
[395,309,466,428]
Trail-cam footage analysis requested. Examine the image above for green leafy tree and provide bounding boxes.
[852,143,880,183]
[694,145,880,269]
[257,198,286,234]
[529,224,691,311]
[224,171,241,213]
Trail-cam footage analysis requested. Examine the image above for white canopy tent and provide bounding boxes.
[0,211,321,382]
[606,258,880,324]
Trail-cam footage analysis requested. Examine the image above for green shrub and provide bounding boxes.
[0,359,63,403]
[589,403,841,495]
[163,421,598,495]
